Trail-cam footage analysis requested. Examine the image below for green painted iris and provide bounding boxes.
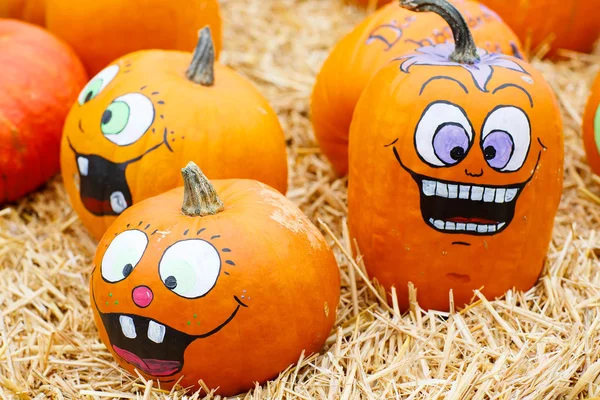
[595,105,600,153]
[160,260,197,297]
[80,78,104,105]
[101,102,130,136]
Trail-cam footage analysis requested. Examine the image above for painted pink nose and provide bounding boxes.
[132,286,153,308]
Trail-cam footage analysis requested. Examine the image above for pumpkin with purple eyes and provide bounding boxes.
[348,0,564,311]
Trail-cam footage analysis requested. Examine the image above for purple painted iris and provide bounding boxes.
[482,130,514,169]
[433,123,470,165]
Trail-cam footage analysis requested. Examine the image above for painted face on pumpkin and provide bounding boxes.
[389,44,546,240]
[66,61,175,216]
[90,224,247,379]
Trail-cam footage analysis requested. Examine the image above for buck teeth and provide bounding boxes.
[119,316,137,339]
[421,180,519,203]
[428,219,506,233]
[147,320,166,344]
[77,156,89,176]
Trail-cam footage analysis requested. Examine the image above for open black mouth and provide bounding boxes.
[95,296,247,377]
[392,147,540,236]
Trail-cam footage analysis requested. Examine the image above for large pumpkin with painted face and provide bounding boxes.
[311,0,523,176]
[90,162,340,396]
[348,0,563,311]
[583,73,600,175]
[60,28,288,241]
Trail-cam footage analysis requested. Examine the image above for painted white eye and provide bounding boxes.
[415,102,474,167]
[101,93,155,146]
[159,239,221,299]
[481,106,531,172]
[101,230,148,283]
[78,64,119,105]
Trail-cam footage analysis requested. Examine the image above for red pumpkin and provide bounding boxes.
[583,73,600,174]
[480,0,600,55]
[348,0,563,311]
[312,0,523,176]
[0,19,87,203]
[91,162,340,396]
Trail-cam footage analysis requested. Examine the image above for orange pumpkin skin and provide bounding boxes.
[60,42,288,241]
[311,0,523,176]
[480,0,600,55]
[90,177,340,396]
[583,73,600,174]
[350,0,393,7]
[0,0,45,25]
[45,0,222,75]
[348,44,563,311]
[0,19,87,203]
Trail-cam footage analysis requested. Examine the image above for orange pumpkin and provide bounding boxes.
[45,0,222,75]
[60,27,288,241]
[0,19,87,203]
[583,73,600,174]
[348,0,563,311]
[0,0,45,25]
[350,0,393,7]
[480,0,600,55]
[90,162,340,396]
[312,0,524,176]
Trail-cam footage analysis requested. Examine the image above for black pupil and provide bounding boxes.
[165,275,177,290]
[102,109,112,125]
[84,91,93,103]
[450,147,465,161]
[484,146,497,160]
[122,263,133,278]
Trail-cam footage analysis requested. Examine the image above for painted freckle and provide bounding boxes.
[115,300,119,305]
[109,293,113,297]
[187,321,191,326]
[193,314,197,318]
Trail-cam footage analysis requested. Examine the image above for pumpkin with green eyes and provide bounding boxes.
[91,162,340,396]
[60,27,288,240]
[348,0,563,311]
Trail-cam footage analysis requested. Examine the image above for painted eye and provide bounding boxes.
[101,230,148,283]
[101,93,155,146]
[481,106,531,172]
[415,102,474,167]
[159,239,221,299]
[78,65,119,105]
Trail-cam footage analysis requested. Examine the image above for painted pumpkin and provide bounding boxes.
[0,19,87,203]
[45,0,222,75]
[348,0,563,311]
[583,73,600,175]
[480,0,600,55]
[60,27,288,241]
[90,162,340,396]
[0,0,45,25]
[311,0,524,176]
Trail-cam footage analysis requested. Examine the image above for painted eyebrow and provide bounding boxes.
[492,83,534,108]
[420,76,468,96]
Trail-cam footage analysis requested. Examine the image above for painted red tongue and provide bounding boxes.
[447,217,497,224]
[113,346,181,377]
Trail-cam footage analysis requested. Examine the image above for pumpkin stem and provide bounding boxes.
[398,0,480,64]
[181,161,224,217]
[186,26,215,86]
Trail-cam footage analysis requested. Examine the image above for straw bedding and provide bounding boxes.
[2,0,600,398]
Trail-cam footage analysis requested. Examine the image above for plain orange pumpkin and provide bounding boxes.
[90,162,340,396]
[45,0,222,75]
[0,0,45,25]
[479,0,600,55]
[312,0,524,176]
[60,28,288,241]
[0,19,87,203]
[582,73,600,174]
[348,0,563,311]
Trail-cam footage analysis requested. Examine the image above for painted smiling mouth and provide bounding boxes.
[412,173,524,234]
[95,296,246,377]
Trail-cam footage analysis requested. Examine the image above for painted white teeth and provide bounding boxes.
[477,225,488,233]
[423,180,436,196]
[456,223,466,230]
[147,320,166,344]
[420,180,520,203]
[110,191,128,214]
[77,157,89,176]
[445,221,456,230]
[119,315,137,339]
[428,220,507,233]
[466,223,477,231]
[435,182,448,198]
[434,220,445,229]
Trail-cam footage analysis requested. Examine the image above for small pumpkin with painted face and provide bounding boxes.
[60,27,288,240]
[91,162,340,396]
[348,0,563,311]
